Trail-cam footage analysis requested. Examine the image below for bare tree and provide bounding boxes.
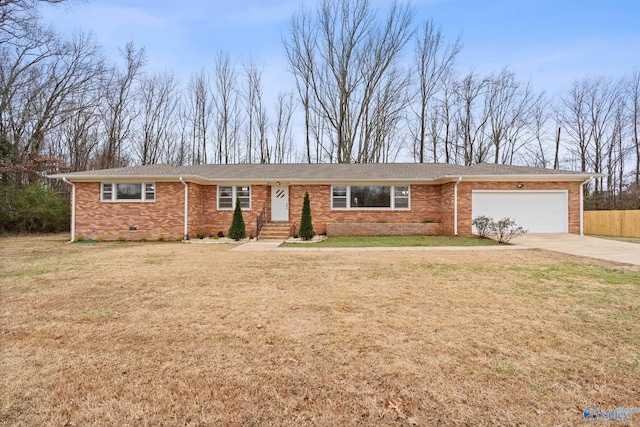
[629,69,640,187]
[53,87,102,171]
[1,0,105,185]
[284,0,414,163]
[185,68,213,164]
[453,71,490,165]
[0,0,65,46]
[409,19,461,163]
[0,24,57,170]
[606,96,627,206]
[97,42,145,169]
[524,94,552,168]
[272,91,295,163]
[213,51,241,164]
[358,67,409,162]
[560,79,591,173]
[242,58,269,163]
[135,70,179,165]
[3,30,105,182]
[560,76,624,207]
[484,68,536,164]
[282,5,316,163]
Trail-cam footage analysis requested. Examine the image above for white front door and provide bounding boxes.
[271,186,289,221]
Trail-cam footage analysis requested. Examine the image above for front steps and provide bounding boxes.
[258,222,291,240]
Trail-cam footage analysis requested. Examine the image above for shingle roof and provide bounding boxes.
[49,162,597,182]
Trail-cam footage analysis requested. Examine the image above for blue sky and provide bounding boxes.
[42,0,640,101]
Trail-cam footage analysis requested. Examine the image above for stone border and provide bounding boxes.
[284,235,328,244]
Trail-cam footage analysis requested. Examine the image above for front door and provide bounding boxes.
[271,186,289,221]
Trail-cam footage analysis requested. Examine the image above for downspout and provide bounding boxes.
[62,177,76,242]
[579,176,593,236]
[454,177,462,236]
[180,177,189,240]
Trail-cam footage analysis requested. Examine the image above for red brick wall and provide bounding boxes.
[194,184,269,238]
[440,182,455,235]
[452,181,582,236]
[288,184,442,235]
[73,180,582,240]
[74,182,185,241]
[327,222,441,236]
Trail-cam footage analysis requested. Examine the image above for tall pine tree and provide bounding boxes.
[298,191,314,240]
[228,197,246,240]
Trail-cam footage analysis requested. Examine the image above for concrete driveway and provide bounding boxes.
[512,234,640,266]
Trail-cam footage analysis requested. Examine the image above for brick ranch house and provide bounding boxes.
[49,163,596,241]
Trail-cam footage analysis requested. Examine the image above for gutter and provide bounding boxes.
[62,177,76,242]
[579,176,594,236]
[454,177,462,236]
[180,177,189,240]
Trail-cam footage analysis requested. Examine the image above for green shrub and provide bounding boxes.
[298,191,314,240]
[0,183,70,234]
[228,197,246,241]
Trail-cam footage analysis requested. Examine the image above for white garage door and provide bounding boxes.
[472,190,569,233]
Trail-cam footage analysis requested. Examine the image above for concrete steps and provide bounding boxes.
[258,222,291,240]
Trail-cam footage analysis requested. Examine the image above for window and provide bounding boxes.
[145,183,155,201]
[218,186,251,210]
[332,186,347,208]
[101,182,155,202]
[394,186,409,209]
[331,185,410,209]
[117,183,142,200]
[350,186,391,208]
[101,183,113,201]
[218,186,233,209]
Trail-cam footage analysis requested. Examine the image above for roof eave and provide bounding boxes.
[49,172,604,184]
[436,173,603,183]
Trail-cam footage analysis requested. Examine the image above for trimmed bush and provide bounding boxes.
[298,191,314,240]
[228,197,246,241]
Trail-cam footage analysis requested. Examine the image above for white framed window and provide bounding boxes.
[331,185,410,210]
[101,182,155,202]
[394,186,409,209]
[218,185,251,210]
[145,183,155,201]
[332,186,347,208]
[101,183,113,201]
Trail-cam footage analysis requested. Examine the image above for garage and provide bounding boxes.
[471,190,569,233]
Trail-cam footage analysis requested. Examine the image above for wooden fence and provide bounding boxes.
[584,210,640,238]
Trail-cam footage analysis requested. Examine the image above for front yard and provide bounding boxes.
[1,235,639,426]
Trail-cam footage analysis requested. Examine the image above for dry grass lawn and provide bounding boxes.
[1,235,639,426]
